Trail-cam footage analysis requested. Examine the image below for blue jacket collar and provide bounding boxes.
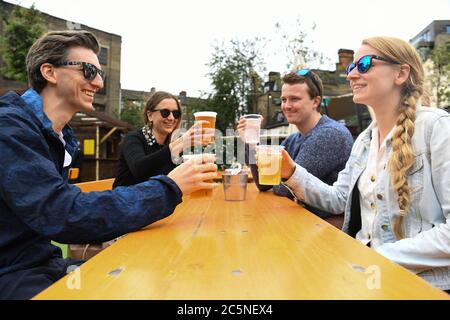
[20,88,78,156]
[21,88,54,131]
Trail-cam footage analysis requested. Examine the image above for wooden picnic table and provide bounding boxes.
[34,184,449,299]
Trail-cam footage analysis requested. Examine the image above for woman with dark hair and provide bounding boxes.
[114,91,211,187]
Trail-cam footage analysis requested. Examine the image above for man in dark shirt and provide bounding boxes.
[0,30,217,299]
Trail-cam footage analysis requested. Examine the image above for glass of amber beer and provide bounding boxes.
[194,111,217,144]
[182,153,216,198]
[257,145,285,185]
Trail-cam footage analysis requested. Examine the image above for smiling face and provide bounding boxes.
[53,46,104,113]
[147,98,180,137]
[347,44,401,108]
[280,82,321,127]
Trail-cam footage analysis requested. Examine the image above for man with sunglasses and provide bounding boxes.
[0,30,217,299]
[239,70,353,224]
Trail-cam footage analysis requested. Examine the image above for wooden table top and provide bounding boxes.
[34,184,449,300]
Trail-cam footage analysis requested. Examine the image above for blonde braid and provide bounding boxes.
[362,37,426,239]
[388,93,420,239]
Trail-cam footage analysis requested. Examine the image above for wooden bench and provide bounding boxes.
[74,178,115,192]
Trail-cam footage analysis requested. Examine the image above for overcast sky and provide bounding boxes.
[6,0,450,97]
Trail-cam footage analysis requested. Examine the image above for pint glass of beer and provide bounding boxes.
[182,153,216,198]
[257,145,285,185]
[194,111,217,144]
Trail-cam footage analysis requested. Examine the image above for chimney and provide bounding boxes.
[337,49,354,70]
[268,71,280,82]
[179,91,187,105]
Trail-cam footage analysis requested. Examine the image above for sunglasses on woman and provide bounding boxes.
[154,108,181,119]
[346,55,400,75]
[54,61,106,81]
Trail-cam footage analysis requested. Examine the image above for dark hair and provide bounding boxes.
[26,30,100,93]
[282,71,323,100]
[143,91,182,125]
[143,91,182,145]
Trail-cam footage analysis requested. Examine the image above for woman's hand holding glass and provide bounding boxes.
[255,148,296,179]
[169,121,215,157]
[280,149,296,180]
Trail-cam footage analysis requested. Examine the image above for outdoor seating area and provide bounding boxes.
[1,1,449,305]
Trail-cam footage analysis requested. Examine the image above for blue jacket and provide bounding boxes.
[284,107,450,290]
[0,90,182,277]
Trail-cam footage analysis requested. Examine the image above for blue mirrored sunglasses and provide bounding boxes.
[295,69,322,97]
[296,69,311,76]
[346,55,400,75]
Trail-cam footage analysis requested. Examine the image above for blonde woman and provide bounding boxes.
[279,36,450,291]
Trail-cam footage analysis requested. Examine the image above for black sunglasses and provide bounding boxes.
[54,61,106,81]
[296,69,322,97]
[346,55,400,75]
[154,108,181,119]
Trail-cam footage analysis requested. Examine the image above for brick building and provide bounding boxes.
[1,1,131,182]
[410,20,450,109]
[0,1,121,115]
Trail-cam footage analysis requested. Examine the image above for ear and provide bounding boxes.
[40,63,57,85]
[313,96,322,110]
[146,110,153,122]
[394,64,410,86]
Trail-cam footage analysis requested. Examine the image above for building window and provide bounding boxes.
[83,139,95,156]
[94,103,105,112]
[272,97,281,106]
[106,140,116,158]
[273,81,280,91]
[275,111,285,123]
[98,47,108,65]
[338,72,348,84]
[98,78,107,95]
[446,25,450,33]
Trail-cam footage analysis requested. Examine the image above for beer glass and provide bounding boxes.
[257,145,285,185]
[194,111,217,144]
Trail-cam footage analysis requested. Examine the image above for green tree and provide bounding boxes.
[120,99,143,128]
[426,42,450,108]
[0,4,45,82]
[207,38,265,133]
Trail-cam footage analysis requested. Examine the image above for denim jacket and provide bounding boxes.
[284,106,450,290]
[0,90,182,277]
